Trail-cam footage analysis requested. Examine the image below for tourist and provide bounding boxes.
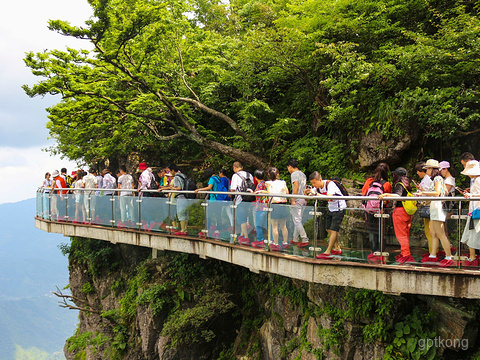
[308,172,346,259]
[230,161,254,244]
[460,160,480,267]
[362,163,391,263]
[251,169,268,248]
[460,152,476,192]
[287,159,309,248]
[41,172,52,218]
[195,167,222,238]
[170,164,189,235]
[417,159,454,267]
[415,161,433,253]
[117,165,135,226]
[52,170,68,221]
[73,170,86,223]
[378,168,414,264]
[82,168,98,222]
[265,167,289,251]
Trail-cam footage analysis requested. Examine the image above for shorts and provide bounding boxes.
[325,209,345,232]
[271,203,288,219]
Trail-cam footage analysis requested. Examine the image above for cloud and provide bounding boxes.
[0,0,93,149]
[0,146,78,205]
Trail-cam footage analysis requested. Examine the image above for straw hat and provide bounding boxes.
[439,161,450,170]
[461,160,480,176]
[423,159,440,169]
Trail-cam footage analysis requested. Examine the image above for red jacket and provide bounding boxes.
[54,176,68,195]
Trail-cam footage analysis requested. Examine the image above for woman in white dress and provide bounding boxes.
[461,160,480,266]
[265,167,289,251]
[418,159,454,267]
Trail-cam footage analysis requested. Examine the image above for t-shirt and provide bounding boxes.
[96,175,103,196]
[420,174,432,191]
[118,174,134,196]
[444,176,455,195]
[291,170,306,196]
[82,173,98,195]
[230,170,253,204]
[102,173,116,195]
[173,172,186,198]
[429,176,447,196]
[43,179,52,193]
[139,169,153,191]
[318,180,347,212]
[392,182,408,208]
[469,177,480,211]
[266,179,288,203]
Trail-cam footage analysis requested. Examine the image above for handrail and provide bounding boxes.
[37,187,475,202]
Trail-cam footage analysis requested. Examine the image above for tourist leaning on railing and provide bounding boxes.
[461,160,480,267]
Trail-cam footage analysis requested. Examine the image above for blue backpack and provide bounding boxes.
[211,175,230,201]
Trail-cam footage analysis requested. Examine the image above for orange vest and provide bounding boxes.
[54,176,68,195]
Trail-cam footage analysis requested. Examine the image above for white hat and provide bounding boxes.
[461,160,480,176]
[423,159,440,169]
[52,170,60,177]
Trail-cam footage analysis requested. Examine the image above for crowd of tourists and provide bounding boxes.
[41,153,480,267]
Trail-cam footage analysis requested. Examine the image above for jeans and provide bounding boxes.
[255,209,267,241]
[291,199,308,241]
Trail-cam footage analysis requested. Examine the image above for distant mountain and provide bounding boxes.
[0,198,77,359]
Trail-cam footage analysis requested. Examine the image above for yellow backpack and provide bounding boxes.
[400,183,417,215]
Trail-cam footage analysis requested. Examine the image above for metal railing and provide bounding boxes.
[36,187,479,269]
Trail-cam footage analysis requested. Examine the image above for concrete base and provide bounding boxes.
[35,218,480,299]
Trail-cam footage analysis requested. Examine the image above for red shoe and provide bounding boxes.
[316,253,332,260]
[281,243,290,250]
[270,244,281,252]
[173,231,188,236]
[238,237,251,246]
[330,249,342,256]
[421,255,440,265]
[368,253,381,264]
[439,259,456,267]
[212,230,221,239]
[296,241,310,248]
[72,220,80,224]
[198,231,206,239]
[462,258,479,267]
[289,239,299,245]
[209,225,217,231]
[82,221,90,225]
[251,241,264,249]
[397,255,415,264]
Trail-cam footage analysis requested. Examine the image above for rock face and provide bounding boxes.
[64,238,480,360]
[358,131,417,169]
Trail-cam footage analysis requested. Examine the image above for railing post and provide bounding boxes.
[65,191,69,222]
[267,201,272,251]
[231,203,237,244]
[202,198,208,237]
[110,193,115,227]
[380,200,385,264]
[313,199,318,259]
[457,200,462,269]
[137,192,143,231]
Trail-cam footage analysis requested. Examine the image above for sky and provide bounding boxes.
[0,0,93,204]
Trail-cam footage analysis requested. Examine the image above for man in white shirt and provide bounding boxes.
[307,171,346,259]
[82,168,98,221]
[117,165,135,225]
[230,161,254,243]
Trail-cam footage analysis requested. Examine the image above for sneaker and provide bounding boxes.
[439,259,456,267]
[296,241,310,248]
[173,231,188,236]
[281,243,290,250]
[72,220,80,224]
[251,240,263,248]
[159,222,168,229]
[198,231,206,239]
[270,244,281,252]
[238,237,251,246]
[212,230,221,239]
[316,253,332,259]
[330,249,342,256]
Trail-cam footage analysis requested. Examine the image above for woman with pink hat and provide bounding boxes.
[460,160,480,267]
[417,159,455,267]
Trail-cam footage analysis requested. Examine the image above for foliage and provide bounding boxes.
[66,331,108,360]
[24,0,480,175]
[67,237,119,277]
[384,307,437,360]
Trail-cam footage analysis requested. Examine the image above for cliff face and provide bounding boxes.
[63,238,480,360]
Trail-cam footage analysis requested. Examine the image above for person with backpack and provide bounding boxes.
[230,161,255,245]
[362,163,391,264]
[307,171,346,259]
[137,162,157,230]
[169,165,190,236]
[195,168,225,238]
[378,167,415,265]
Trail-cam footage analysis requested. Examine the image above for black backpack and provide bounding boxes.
[331,179,349,197]
[237,173,256,202]
[177,173,197,199]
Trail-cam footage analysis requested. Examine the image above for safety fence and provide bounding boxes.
[36,188,479,270]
